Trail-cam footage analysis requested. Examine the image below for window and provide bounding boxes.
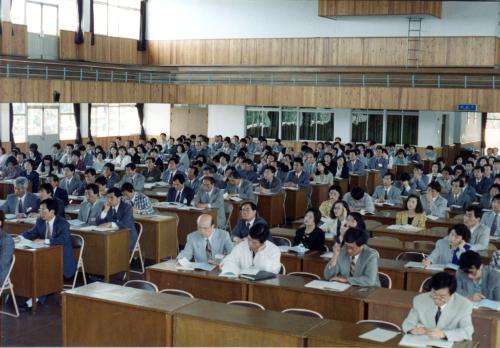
[59,104,77,140]
[12,103,27,143]
[386,111,419,145]
[11,0,77,33]
[245,107,279,139]
[91,104,140,137]
[299,109,335,141]
[281,108,298,141]
[351,110,384,143]
[94,0,140,39]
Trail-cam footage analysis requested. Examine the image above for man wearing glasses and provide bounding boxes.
[457,250,500,301]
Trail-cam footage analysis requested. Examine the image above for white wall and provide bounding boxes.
[460,112,482,144]
[417,111,443,147]
[0,104,9,143]
[144,103,171,136]
[333,109,352,142]
[207,105,245,138]
[147,0,499,40]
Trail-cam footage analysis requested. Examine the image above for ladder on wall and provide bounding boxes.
[406,17,422,68]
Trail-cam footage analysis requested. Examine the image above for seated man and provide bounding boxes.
[116,163,145,192]
[143,156,162,183]
[162,156,185,185]
[239,159,258,183]
[185,166,201,193]
[285,159,310,189]
[396,172,417,197]
[221,223,281,275]
[347,149,365,175]
[0,177,40,217]
[469,166,491,195]
[231,202,269,243]
[343,187,375,213]
[77,184,105,225]
[47,174,69,206]
[445,179,472,210]
[420,181,448,219]
[457,250,500,301]
[424,224,471,267]
[20,159,40,193]
[462,206,490,251]
[256,166,282,194]
[97,187,138,251]
[59,164,82,195]
[0,211,14,285]
[402,272,474,342]
[481,194,500,237]
[323,228,380,287]
[372,172,402,205]
[225,171,256,204]
[100,163,120,189]
[192,176,226,229]
[167,174,194,205]
[38,183,65,217]
[480,184,500,210]
[177,214,233,264]
[411,164,429,192]
[121,182,154,215]
[73,168,97,196]
[22,199,76,280]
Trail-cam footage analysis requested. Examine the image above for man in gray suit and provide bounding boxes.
[59,164,82,195]
[192,176,226,229]
[77,184,105,225]
[420,181,448,219]
[444,179,472,210]
[0,211,14,284]
[457,250,500,301]
[0,177,40,217]
[324,228,380,287]
[177,214,233,264]
[480,194,500,237]
[115,163,145,192]
[372,172,402,205]
[225,171,256,204]
[463,206,490,251]
[402,272,474,342]
[256,166,282,194]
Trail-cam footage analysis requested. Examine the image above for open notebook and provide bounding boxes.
[399,334,452,348]
[304,280,350,292]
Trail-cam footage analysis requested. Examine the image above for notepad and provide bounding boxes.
[387,224,422,232]
[78,225,118,232]
[473,299,500,311]
[399,334,453,348]
[304,280,350,292]
[229,196,243,202]
[320,251,333,258]
[425,215,439,221]
[404,262,458,271]
[177,258,216,272]
[283,186,299,191]
[68,219,86,227]
[359,328,399,343]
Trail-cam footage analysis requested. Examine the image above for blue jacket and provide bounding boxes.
[469,177,492,195]
[347,160,365,175]
[22,216,77,278]
[167,186,194,205]
[231,216,270,241]
[285,170,310,189]
[97,201,138,251]
[239,169,259,183]
[54,187,69,206]
[368,157,388,173]
[20,170,40,193]
[0,229,14,284]
[0,193,40,215]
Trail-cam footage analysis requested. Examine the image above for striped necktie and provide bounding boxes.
[350,256,356,276]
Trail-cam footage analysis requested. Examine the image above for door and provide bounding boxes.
[170,107,209,138]
[26,1,59,59]
[27,104,60,154]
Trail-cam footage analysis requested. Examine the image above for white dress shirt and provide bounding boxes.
[221,239,281,274]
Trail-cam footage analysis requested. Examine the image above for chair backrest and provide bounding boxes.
[282,308,323,319]
[287,272,320,280]
[396,251,426,262]
[272,236,291,247]
[71,234,84,249]
[280,263,286,275]
[356,320,401,332]
[419,276,432,293]
[365,220,382,231]
[227,300,265,310]
[378,272,392,289]
[1,254,15,290]
[323,244,330,252]
[123,280,159,293]
[160,288,194,298]
[134,222,143,239]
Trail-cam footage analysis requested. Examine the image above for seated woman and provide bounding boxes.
[393,149,408,166]
[423,224,471,267]
[333,156,349,179]
[313,162,333,185]
[321,201,349,241]
[395,194,426,228]
[20,159,40,193]
[36,155,53,176]
[318,185,342,218]
[0,156,21,180]
[293,208,325,251]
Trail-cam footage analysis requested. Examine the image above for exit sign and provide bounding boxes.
[457,104,478,112]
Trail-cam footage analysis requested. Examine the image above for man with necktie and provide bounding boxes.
[77,184,105,225]
[231,202,269,243]
[166,174,194,205]
[0,177,40,217]
[480,194,500,237]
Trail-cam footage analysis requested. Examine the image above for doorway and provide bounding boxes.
[27,104,59,154]
[26,1,59,59]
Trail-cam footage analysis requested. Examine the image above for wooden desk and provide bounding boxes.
[368,210,459,229]
[333,178,349,195]
[70,227,130,282]
[62,282,197,347]
[4,220,36,235]
[365,170,382,195]
[144,187,169,202]
[248,275,371,322]
[284,188,308,221]
[146,261,247,302]
[349,174,366,191]
[12,245,63,314]
[371,224,446,243]
[225,199,242,230]
[310,183,329,209]
[256,192,285,227]
[174,299,322,347]
[405,267,441,292]
[0,180,14,199]
[393,164,414,180]
[154,206,217,246]
[135,214,178,263]
[365,288,499,348]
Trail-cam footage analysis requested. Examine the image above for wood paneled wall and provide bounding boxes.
[1,78,499,112]
[318,0,442,18]
[58,30,147,65]
[496,38,500,66]
[147,37,498,67]
[0,22,28,57]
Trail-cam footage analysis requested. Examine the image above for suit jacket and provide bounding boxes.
[462,185,478,203]
[231,216,269,241]
[469,177,492,195]
[437,177,452,193]
[144,168,162,183]
[192,188,226,229]
[0,192,40,215]
[457,265,500,301]
[22,216,77,278]
[167,186,194,205]
[97,201,138,251]
[225,179,256,203]
[411,175,429,192]
[0,229,14,284]
[54,196,65,217]
[285,170,310,189]
[239,169,259,183]
[480,211,500,237]
[395,211,426,228]
[177,228,233,263]
[347,160,365,175]
[258,177,282,194]
[104,172,120,189]
[161,169,185,184]
[20,170,40,193]
[83,152,94,167]
[368,157,388,173]
[402,292,474,342]
[116,173,145,192]
[396,181,417,197]
[59,176,82,195]
[420,195,448,218]
[185,177,201,193]
[343,192,375,213]
[372,185,402,205]
[480,193,494,210]
[428,237,471,265]
[54,187,69,206]
[444,191,472,210]
[469,223,490,251]
[332,164,349,179]
[323,246,381,287]
[77,199,106,225]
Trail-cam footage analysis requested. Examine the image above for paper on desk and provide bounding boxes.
[425,215,439,221]
[305,280,350,292]
[177,258,216,271]
[404,262,458,271]
[155,192,168,196]
[321,251,333,258]
[229,196,243,202]
[387,224,422,232]
[68,195,84,200]
[359,328,399,343]
[143,183,156,189]
[450,204,462,209]
[473,299,500,311]
[68,219,86,227]
[78,225,118,232]
[283,186,299,191]
[399,334,452,348]
[5,214,16,220]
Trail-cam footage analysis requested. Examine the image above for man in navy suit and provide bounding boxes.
[285,159,310,189]
[0,177,40,217]
[469,166,492,195]
[47,174,69,206]
[97,187,138,251]
[167,174,194,205]
[22,198,76,279]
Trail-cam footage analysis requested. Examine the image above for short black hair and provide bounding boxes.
[430,272,457,295]
[404,194,423,214]
[343,228,369,246]
[106,187,122,197]
[249,223,270,244]
[328,184,342,197]
[459,250,482,273]
[86,183,99,195]
[351,187,365,200]
[449,224,471,243]
[384,172,395,182]
[265,165,276,174]
[428,181,442,193]
[466,205,482,219]
[85,168,97,176]
[39,183,54,195]
[305,208,322,225]
[48,174,60,183]
[104,163,115,171]
[294,159,303,166]
[40,198,57,213]
[125,162,136,170]
[95,176,107,186]
[202,176,216,185]
[400,172,411,182]
[64,163,76,172]
[240,201,257,211]
[121,182,135,193]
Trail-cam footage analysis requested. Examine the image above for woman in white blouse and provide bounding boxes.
[93,151,107,173]
[313,162,334,185]
[220,223,281,275]
[113,146,131,169]
[321,201,349,242]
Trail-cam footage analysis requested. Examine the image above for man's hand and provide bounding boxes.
[410,326,426,335]
[422,258,432,268]
[99,222,112,228]
[427,328,445,339]
[469,293,485,302]
[330,276,347,283]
